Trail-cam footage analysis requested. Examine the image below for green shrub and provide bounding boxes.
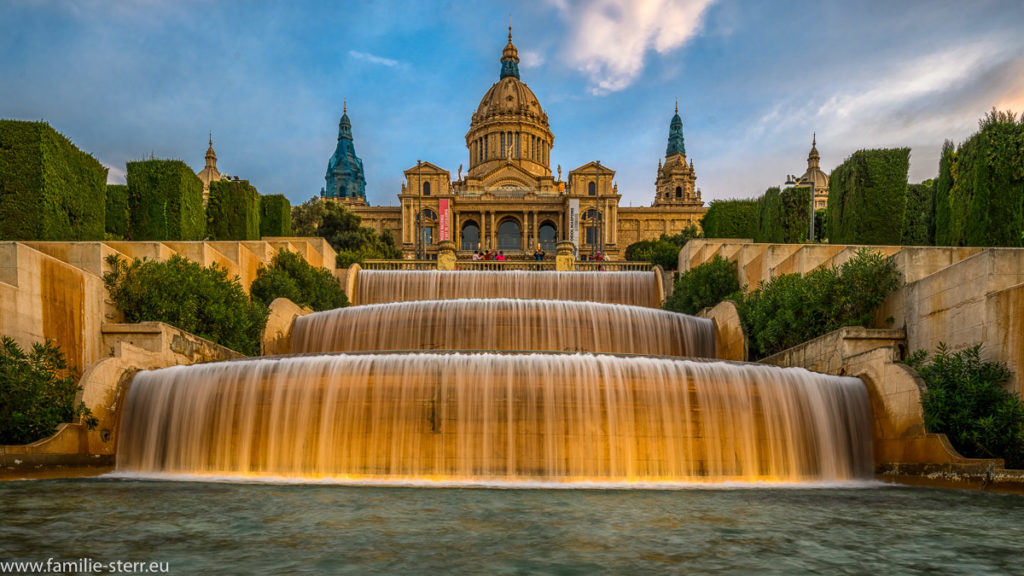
[736,248,899,359]
[103,254,267,356]
[105,184,129,239]
[663,255,740,315]
[0,337,96,445]
[250,249,349,311]
[0,120,107,241]
[907,344,1024,468]
[207,179,261,241]
[291,196,326,237]
[934,110,1024,247]
[259,194,292,237]
[826,148,910,244]
[700,199,758,239]
[901,181,935,246]
[126,159,205,241]
[624,226,700,270]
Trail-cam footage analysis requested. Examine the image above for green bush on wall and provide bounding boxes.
[105,184,129,239]
[259,194,292,237]
[663,255,740,315]
[756,186,811,243]
[250,249,349,311]
[126,159,205,241]
[901,181,935,246]
[207,179,261,241]
[700,199,758,239]
[826,147,910,245]
[0,120,107,241]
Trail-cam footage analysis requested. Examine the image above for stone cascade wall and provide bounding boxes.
[0,238,336,371]
[682,239,1024,394]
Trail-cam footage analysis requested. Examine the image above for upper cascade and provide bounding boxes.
[666,101,686,157]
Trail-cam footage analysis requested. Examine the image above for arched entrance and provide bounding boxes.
[497,219,521,252]
[461,221,480,251]
[538,221,557,252]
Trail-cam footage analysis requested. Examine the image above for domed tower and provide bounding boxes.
[462,28,555,191]
[197,132,223,202]
[654,102,700,207]
[797,133,829,210]
[323,103,367,205]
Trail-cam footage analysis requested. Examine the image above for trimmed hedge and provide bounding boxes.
[207,179,261,241]
[105,184,129,239]
[259,194,292,237]
[126,159,205,241]
[700,199,758,239]
[934,110,1024,247]
[901,181,935,246]
[826,148,910,245]
[0,120,107,240]
[756,186,811,243]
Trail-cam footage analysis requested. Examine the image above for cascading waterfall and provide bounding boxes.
[353,270,661,307]
[116,354,873,483]
[292,299,716,358]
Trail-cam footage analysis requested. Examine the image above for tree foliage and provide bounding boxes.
[207,179,261,241]
[934,110,1024,247]
[126,159,206,241]
[826,148,910,245]
[736,248,900,359]
[663,255,740,315]
[103,254,268,356]
[700,199,759,239]
[290,197,401,267]
[907,344,1024,468]
[0,337,96,445]
[250,249,349,311]
[0,120,107,241]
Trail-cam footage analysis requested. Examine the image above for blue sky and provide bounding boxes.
[2,0,1022,208]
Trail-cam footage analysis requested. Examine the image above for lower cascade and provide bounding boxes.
[116,353,873,484]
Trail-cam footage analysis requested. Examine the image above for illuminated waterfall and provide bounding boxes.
[116,354,873,484]
[292,299,716,357]
[353,270,661,307]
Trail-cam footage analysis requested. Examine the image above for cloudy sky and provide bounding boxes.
[2,0,1022,207]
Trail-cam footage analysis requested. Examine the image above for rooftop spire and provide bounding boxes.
[205,132,217,167]
[675,98,678,114]
[343,99,347,115]
[666,105,685,157]
[807,133,820,170]
[500,26,520,79]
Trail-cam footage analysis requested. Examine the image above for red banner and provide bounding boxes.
[439,199,450,241]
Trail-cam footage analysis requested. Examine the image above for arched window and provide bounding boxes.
[675,186,682,198]
[538,222,557,251]
[461,221,480,251]
[422,181,431,196]
[497,219,521,251]
[588,182,596,196]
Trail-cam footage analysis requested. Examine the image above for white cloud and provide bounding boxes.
[349,50,402,68]
[520,50,546,69]
[554,0,715,94]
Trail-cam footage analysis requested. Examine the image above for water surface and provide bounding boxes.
[3,479,1023,575]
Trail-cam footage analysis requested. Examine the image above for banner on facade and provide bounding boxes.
[439,199,450,241]
[568,198,580,257]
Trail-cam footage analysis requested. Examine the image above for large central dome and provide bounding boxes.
[464,28,555,184]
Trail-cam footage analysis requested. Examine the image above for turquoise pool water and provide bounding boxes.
[2,479,1023,575]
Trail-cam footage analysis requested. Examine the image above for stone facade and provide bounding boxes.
[328,30,707,259]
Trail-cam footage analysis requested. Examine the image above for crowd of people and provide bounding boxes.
[471,248,548,262]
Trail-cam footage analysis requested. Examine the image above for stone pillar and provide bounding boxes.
[437,240,457,271]
[555,241,576,271]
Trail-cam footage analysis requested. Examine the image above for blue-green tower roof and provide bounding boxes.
[666,101,686,157]
[323,103,366,200]
[500,26,520,80]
